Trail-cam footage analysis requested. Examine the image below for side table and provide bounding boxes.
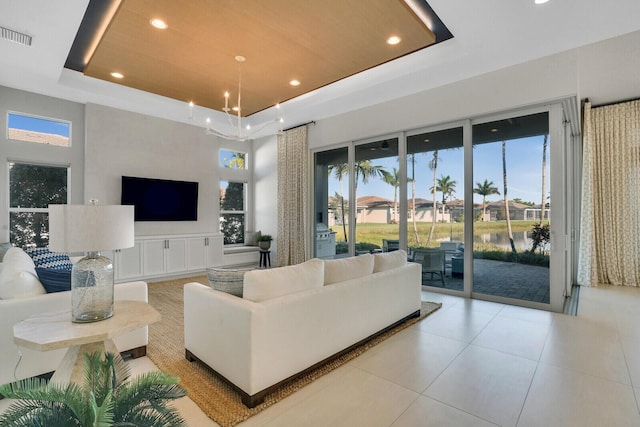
[259,250,271,268]
[13,300,160,385]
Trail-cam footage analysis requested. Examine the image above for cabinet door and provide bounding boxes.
[143,240,166,276]
[114,243,143,281]
[166,238,187,273]
[205,235,224,267]
[187,238,206,271]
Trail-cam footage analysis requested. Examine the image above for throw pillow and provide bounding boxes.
[323,253,374,285]
[243,258,324,302]
[3,247,37,272]
[35,267,72,293]
[373,249,407,273]
[0,266,46,299]
[244,230,261,246]
[25,247,73,270]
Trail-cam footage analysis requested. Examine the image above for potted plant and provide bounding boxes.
[258,234,272,250]
[0,351,187,426]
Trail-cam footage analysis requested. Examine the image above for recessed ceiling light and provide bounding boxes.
[387,36,401,45]
[150,18,168,29]
[110,72,124,79]
[289,80,301,86]
[490,128,499,133]
[534,0,550,4]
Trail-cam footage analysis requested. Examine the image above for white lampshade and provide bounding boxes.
[48,204,134,253]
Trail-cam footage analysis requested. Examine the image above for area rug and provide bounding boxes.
[146,276,441,427]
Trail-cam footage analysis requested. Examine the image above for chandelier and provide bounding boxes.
[189,55,284,142]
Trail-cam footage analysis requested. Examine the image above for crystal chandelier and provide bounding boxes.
[189,55,284,142]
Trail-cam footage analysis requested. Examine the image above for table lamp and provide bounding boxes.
[48,200,134,323]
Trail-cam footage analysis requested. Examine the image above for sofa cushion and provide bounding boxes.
[323,253,374,285]
[25,247,73,270]
[0,266,46,299]
[373,249,407,273]
[243,258,324,302]
[35,267,72,293]
[3,247,37,272]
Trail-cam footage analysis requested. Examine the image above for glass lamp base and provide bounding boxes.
[71,252,114,323]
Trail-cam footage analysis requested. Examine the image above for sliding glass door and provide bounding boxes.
[312,103,570,311]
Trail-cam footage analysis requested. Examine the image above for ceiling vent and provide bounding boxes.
[1,26,32,46]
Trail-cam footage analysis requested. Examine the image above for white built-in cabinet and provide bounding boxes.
[112,234,223,283]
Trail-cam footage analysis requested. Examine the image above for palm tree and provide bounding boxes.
[328,163,349,242]
[410,154,420,245]
[382,167,400,223]
[425,150,439,246]
[433,175,457,222]
[353,160,391,224]
[0,351,187,427]
[502,140,516,254]
[473,179,500,221]
[224,152,245,169]
[540,134,548,225]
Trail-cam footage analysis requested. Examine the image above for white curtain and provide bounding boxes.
[578,100,640,286]
[277,126,309,266]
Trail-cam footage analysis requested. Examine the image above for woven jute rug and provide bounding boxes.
[146,276,442,427]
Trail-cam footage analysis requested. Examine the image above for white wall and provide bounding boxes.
[253,134,279,264]
[84,103,219,237]
[0,86,85,242]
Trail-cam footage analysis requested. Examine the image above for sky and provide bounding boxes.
[8,113,70,137]
[328,135,550,206]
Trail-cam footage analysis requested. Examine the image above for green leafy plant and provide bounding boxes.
[258,234,272,242]
[0,351,187,427]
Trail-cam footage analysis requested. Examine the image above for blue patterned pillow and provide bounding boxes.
[35,267,72,293]
[25,247,73,270]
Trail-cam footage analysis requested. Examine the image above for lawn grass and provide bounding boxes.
[332,220,550,267]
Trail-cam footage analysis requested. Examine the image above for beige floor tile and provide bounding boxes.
[416,305,496,343]
[541,314,630,384]
[472,315,551,361]
[621,337,640,388]
[259,368,419,427]
[424,345,537,427]
[391,395,499,427]
[498,303,557,325]
[353,328,467,392]
[518,363,640,427]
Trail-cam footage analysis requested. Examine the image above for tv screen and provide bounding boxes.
[121,176,198,221]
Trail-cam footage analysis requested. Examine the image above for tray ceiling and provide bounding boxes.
[66,0,450,116]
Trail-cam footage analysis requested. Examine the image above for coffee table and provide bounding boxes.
[13,300,160,385]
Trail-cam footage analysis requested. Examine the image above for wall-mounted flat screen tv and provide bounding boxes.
[121,176,198,221]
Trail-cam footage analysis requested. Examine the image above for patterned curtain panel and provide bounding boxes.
[277,126,309,266]
[578,100,640,286]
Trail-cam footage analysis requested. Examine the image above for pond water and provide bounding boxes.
[445,230,541,251]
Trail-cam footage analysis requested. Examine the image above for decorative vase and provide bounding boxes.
[259,241,271,250]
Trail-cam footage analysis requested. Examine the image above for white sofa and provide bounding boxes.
[0,247,149,386]
[184,250,421,407]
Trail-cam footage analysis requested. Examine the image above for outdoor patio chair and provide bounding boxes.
[439,241,461,271]
[413,249,445,287]
[382,239,400,252]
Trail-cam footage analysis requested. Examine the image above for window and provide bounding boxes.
[219,150,247,169]
[8,162,69,248]
[7,112,71,147]
[219,181,246,244]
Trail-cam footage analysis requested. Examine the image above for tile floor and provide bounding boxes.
[2,285,640,426]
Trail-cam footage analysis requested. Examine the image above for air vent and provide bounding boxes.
[1,25,32,46]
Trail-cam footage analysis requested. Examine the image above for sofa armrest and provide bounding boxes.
[184,282,259,393]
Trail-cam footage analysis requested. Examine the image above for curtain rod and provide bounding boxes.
[586,96,640,108]
[283,121,315,132]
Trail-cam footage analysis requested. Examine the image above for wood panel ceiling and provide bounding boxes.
[70,0,446,116]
